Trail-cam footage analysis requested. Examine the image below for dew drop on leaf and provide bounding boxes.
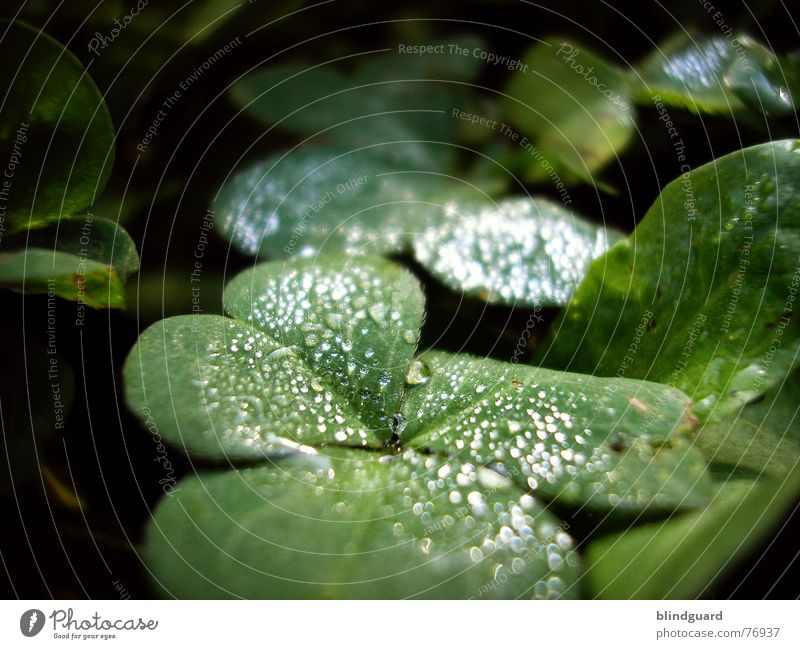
[405,359,432,385]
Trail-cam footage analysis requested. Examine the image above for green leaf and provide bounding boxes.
[145,448,581,599]
[633,33,745,114]
[401,351,711,512]
[0,21,115,231]
[124,314,377,460]
[230,37,484,168]
[696,371,800,476]
[0,215,139,308]
[214,146,480,259]
[123,257,424,459]
[126,256,712,516]
[540,140,800,423]
[502,39,635,183]
[413,197,625,307]
[634,32,800,117]
[585,465,800,598]
[725,39,800,117]
[223,256,425,433]
[216,146,621,307]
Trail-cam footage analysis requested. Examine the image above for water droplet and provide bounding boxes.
[405,359,432,385]
[368,303,387,325]
[267,346,297,360]
[419,538,432,555]
[391,413,407,436]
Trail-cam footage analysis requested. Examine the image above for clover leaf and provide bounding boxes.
[145,447,580,599]
[0,215,139,308]
[401,351,710,512]
[634,32,800,117]
[214,146,471,259]
[0,21,137,309]
[0,20,115,231]
[499,32,800,189]
[502,38,636,185]
[215,147,619,307]
[124,257,422,456]
[540,140,800,423]
[125,255,714,598]
[413,197,625,306]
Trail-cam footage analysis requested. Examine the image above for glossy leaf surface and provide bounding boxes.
[0,216,139,308]
[503,39,635,182]
[541,140,800,423]
[124,257,423,458]
[401,351,711,512]
[146,448,581,599]
[0,21,115,230]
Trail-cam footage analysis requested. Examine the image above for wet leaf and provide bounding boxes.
[126,256,712,515]
[0,216,139,308]
[413,197,624,307]
[146,448,580,599]
[0,20,115,231]
[502,39,635,183]
[633,33,745,114]
[401,351,711,512]
[634,32,800,117]
[540,140,800,423]
[223,256,425,433]
[216,146,620,307]
[585,465,800,598]
[696,371,800,476]
[725,39,800,117]
[123,257,424,459]
[214,146,479,259]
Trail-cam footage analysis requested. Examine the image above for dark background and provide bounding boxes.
[1,0,798,598]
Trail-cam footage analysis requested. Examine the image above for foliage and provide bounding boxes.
[3,4,800,601]
[0,20,138,308]
[126,256,714,597]
[0,20,114,231]
[501,33,800,184]
[215,146,622,306]
[538,140,800,424]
